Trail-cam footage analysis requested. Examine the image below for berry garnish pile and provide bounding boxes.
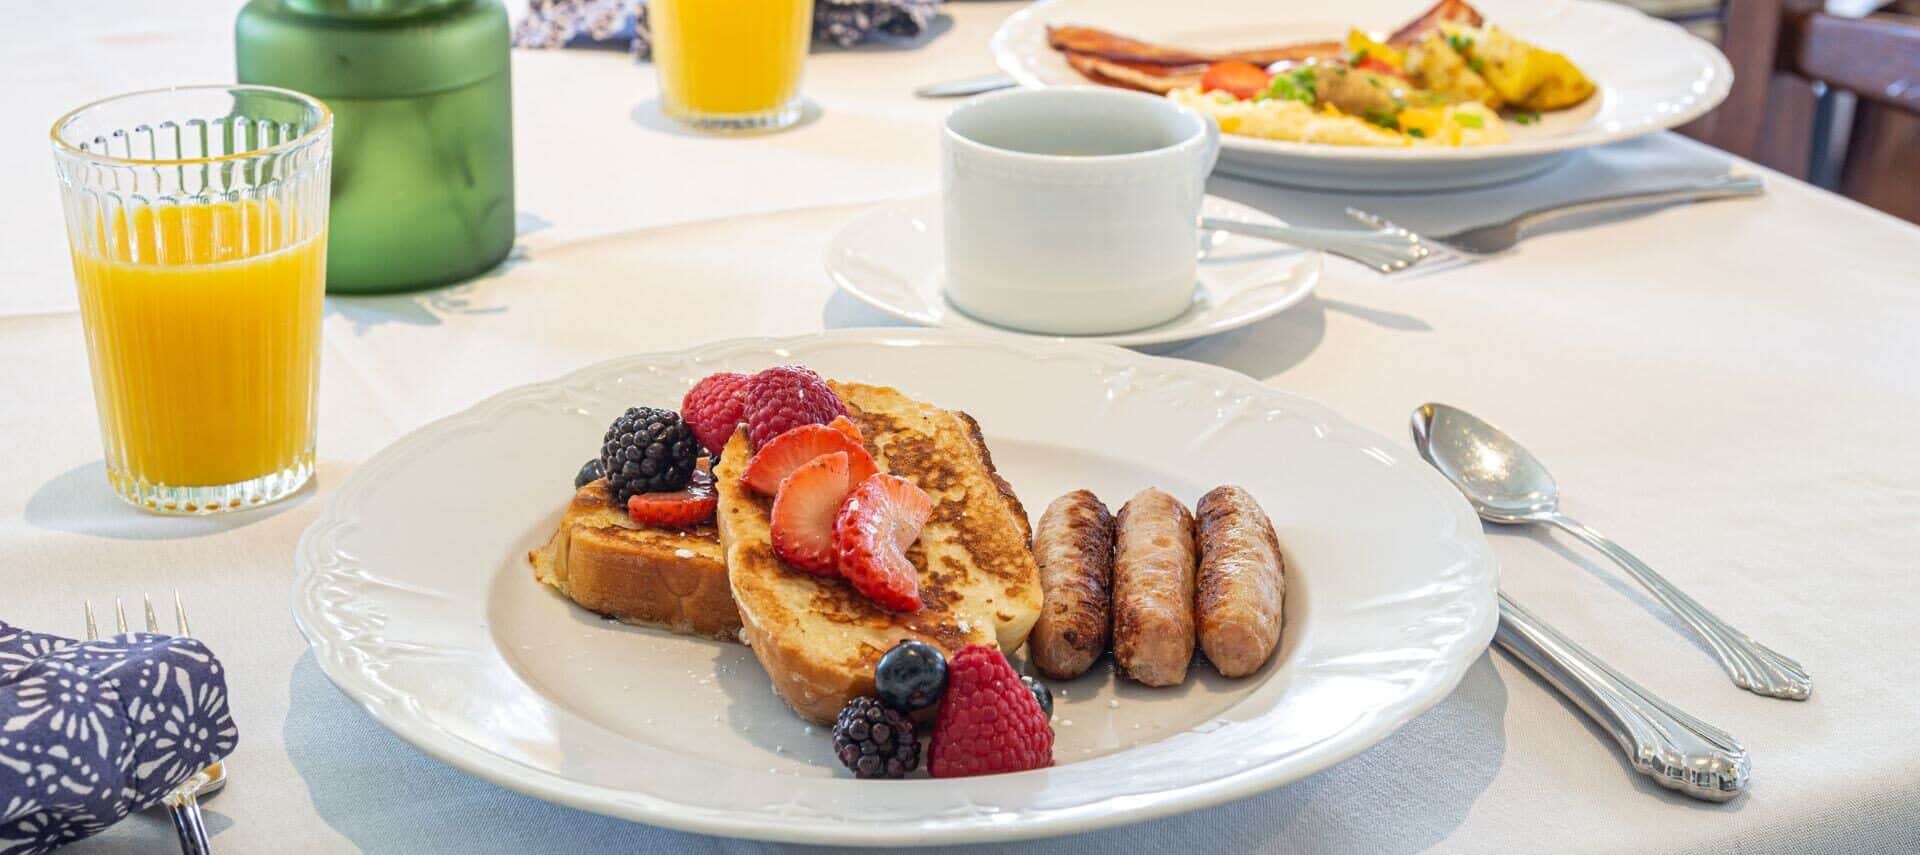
[928,645,1055,778]
[704,368,931,613]
[579,365,858,531]
[831,641,1055,780]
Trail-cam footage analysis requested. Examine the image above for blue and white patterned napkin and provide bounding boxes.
[0,622,237,855]
[513,0,942,55]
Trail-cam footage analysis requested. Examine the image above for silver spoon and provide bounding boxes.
[1412,403,1811,700]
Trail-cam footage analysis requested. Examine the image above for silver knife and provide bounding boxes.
[915,73,1018,98]
[1497,593,1750,801]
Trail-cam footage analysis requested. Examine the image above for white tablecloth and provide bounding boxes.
[5,2,1920,852]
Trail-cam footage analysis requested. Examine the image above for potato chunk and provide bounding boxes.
[1405,30,1502,109]
[1455,24,1595,112]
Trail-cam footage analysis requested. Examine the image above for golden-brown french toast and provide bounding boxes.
[529,480,741,641]
[717,381,1043,724]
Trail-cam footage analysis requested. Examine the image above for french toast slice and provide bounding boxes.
[717,381,1044,724]
[529,480,741,641]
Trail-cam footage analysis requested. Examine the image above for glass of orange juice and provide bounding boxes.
[651,0,814,131]
[50,85,332,514]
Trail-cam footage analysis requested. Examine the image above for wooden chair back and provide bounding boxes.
[1683,0,1920,223]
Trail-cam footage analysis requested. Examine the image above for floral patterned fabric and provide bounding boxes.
[0,622,236,855]
[513,0,943,55]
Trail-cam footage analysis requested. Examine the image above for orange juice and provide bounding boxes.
[651,0,812,126]
[69,200,325,492]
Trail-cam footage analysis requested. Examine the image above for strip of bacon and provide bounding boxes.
[1048,0,1486,90]
[1048,25,1341,68]
[1385,0,1485,49]
[1048,26,1220,66]
[1063,52,1206,94]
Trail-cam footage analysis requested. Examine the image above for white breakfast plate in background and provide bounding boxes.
[825,195,1321,348]
[992,0,1733,191]
[293,330,1498,846]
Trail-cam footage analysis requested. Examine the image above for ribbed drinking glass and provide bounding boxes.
[651,0,814,131]
[50,85,333,514]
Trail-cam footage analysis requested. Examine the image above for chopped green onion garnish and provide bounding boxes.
[1408,128,1427,138]
[1262,68,1318,104]
[1513,110,1540,125]
[1454,112,1484,128]
[1364,110,1400,130]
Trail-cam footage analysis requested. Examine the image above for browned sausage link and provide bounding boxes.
[1029,490,1116,679]
[1196,486,1285,678]
[1111,488,1197,686]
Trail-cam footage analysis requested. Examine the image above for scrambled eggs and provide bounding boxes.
[1172,87,1510,147]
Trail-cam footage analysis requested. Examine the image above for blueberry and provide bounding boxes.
[574,458,604,489]
[1021,675,1053,718]
[874,640,947,712]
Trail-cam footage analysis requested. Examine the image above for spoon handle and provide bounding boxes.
[1543,513,1812,700]
[1496,593,1750,801]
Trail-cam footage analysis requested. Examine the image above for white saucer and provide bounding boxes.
[826,195,1321,347]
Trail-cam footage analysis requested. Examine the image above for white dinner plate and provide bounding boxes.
[293,330,1498,846]
[992,0,1733,191]
[826,195,1321,347]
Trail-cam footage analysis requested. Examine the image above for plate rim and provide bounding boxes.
[292,328,1499,845]
[823,195,1323,346]
[990,0,1734,164]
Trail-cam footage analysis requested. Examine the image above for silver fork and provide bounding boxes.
[1347,174,1766,263]
[85,594,224,855]
[1200,217,1432,273]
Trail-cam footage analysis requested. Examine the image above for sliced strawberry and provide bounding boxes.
[770,452,852,576]
[834,474,934,612]
[1200,60,1272,100]
[626,468,717,529]
[741,423,878,497]
[827,415,863,446]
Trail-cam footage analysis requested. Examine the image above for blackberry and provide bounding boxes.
[574,458,604,489]
[599,407,698,505]
[1021,674,1053,719]
[832,697,920,779]
[874,639,947,712]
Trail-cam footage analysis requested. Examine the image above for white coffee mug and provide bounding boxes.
[941,86,1220,336]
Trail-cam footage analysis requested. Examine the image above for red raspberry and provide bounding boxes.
[834,474,932,612]
[681,372,752,456]
[928,645,1054,777]
[743,366,847,450]
[625,467,717,529]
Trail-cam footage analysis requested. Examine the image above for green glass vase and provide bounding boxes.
[237,0,515,294]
